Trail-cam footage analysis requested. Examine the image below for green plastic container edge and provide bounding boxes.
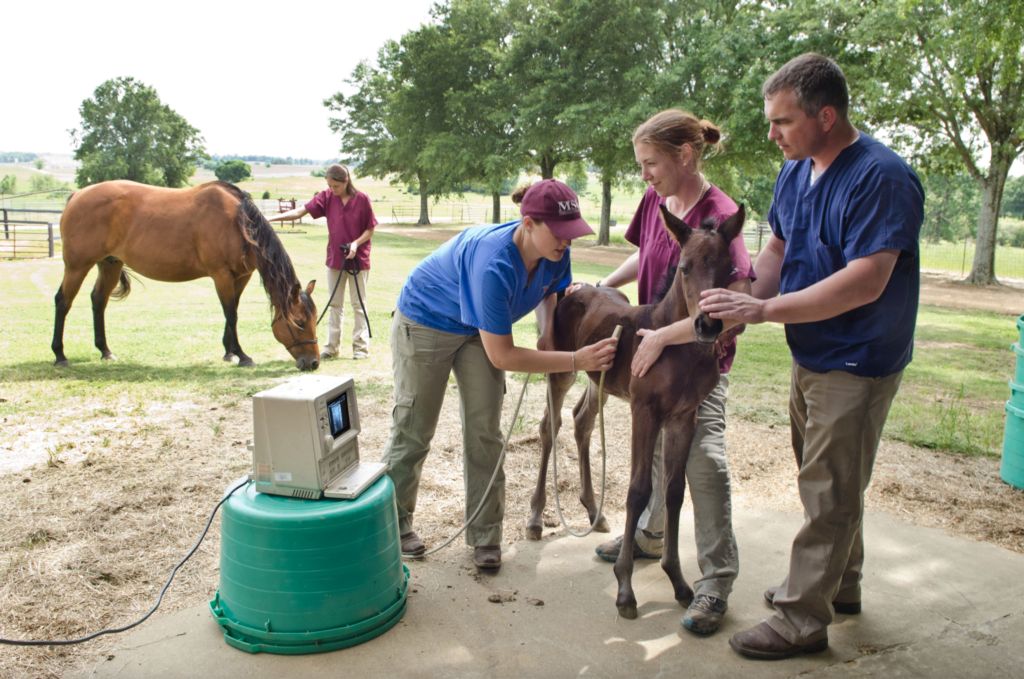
[209,564,409,655]
[1007,401,1024,419]
[1003,403,1024,490]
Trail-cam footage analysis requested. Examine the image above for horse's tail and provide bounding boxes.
[109,267,136,300]
[218,182,301,319]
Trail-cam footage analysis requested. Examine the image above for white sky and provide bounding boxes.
[1,0,438,160]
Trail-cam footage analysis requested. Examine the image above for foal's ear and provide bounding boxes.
[717,204,746,245]
[289,282,302,302]
[305,279,317,295]
[658,204,692,247]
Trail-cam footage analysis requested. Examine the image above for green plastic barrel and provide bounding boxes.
[1010,380,1024,409]
[1013,343,1024,385]
[209,476,408,654]
[1002,401,1024,490]
[1017,314,1024,345]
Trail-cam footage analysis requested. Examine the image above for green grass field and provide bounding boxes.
[0,221,1015,458]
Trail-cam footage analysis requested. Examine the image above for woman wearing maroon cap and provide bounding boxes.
[580,110,755,635]
[382,179,618,570]
[269,164,377,360]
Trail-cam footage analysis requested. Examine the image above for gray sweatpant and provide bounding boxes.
[638,374,739,601]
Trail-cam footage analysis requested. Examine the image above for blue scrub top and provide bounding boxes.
[397,221,573,336]
[767,132,924,377]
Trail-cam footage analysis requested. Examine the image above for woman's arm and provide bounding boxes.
[347,225,375,258]
[598,250,639,288]
[479,330,618,374]
[630,277,752,377]
[267,206,309,223]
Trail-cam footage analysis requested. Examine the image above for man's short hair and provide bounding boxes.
[763,53,849,118]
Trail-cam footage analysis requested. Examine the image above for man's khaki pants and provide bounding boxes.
[768,362,903,644]
[323,267,370,359]
[381,311,506,547]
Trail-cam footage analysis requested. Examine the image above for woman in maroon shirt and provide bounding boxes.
[270,164,377,359]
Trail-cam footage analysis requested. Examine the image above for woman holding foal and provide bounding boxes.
[383,180,619,571]
[269,164,377,360]
[584,110,754,635]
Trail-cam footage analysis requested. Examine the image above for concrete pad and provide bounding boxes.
[76,509,1024,679]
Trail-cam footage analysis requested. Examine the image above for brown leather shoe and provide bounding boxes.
[400,531,426,557]
[764,586,861,615]
[728,621,828,660]
[473,545,502,570]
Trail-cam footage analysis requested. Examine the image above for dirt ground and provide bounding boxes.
[1,231,1022,678]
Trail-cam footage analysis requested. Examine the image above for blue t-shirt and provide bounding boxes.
[767,132,924,377]
[397,221,573,336]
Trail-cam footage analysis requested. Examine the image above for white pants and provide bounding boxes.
[323,267,370,358]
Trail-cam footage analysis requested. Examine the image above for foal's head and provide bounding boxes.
[659,204,746,343]
[271,280,321,371]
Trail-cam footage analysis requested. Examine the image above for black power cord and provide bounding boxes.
[0,478,249,647]
[316,243,373,338]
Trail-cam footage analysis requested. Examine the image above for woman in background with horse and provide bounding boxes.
[52,180,320,371]
[578,109,755,635]
[270,164,377,361]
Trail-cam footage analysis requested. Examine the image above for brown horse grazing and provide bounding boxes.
[529,204,745,619]
[51,180,320,371]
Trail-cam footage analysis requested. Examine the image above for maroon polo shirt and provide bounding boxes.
[305,189,378,270]
[624,184,754,373]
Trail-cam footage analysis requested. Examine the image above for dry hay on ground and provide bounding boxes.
[0,383,1022,678]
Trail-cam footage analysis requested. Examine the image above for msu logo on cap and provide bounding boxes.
[558,200,580,215]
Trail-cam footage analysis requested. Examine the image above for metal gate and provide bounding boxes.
[1,208,63,258]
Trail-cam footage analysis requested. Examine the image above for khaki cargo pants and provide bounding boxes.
[767,362,904,644]
[381,311,506,547]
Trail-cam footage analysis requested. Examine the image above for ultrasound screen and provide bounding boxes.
[327,392,351,438]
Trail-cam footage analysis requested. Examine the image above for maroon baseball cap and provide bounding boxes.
[519,179,595,240]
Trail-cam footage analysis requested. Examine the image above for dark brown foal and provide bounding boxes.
[528,204,745,619]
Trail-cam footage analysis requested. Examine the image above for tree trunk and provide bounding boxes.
[539,154,556,180]
[492,191,501,224]
[598,176,612,246]
[965,162,1009,285]
[417,171,430,226]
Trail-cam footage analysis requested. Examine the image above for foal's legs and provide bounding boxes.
[614,405,663,619]
[527,371,576,540]
[52,264,92,367]
[214,271,255,367]
[660,413,698,607]
[572,380,611,532]
[90,258,125,360]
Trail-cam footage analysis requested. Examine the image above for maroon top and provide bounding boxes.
[624,184,755,373]
[305,190,378,270]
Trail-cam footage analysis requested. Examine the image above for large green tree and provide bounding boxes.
[552,0,666,243]
[71,77,207,188]
[431,0,526,224]
[326,22,469,225]
[846,0,1024,284]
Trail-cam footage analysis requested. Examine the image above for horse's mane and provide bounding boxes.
[654,216,721,305]
[216,182,313,323]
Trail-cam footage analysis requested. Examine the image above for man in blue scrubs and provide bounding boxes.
[698,53,924,659]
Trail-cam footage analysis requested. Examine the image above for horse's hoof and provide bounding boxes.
[617,603,638,620]
[593,515,611,533]
[54,359,70,368]
[238,358,257,368]
[101,353,117,361]
[223,353,237,363]
[676,588,695,608]
[525,525,542,541]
